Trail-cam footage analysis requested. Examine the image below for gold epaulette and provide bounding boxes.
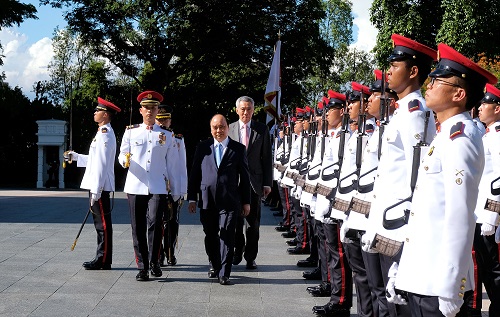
[126,124,140,130]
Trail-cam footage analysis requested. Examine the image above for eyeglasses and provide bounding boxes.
[429,77,462,89]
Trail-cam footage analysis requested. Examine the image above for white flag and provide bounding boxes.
[264,40,281,124]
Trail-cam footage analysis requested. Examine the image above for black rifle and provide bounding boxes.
[289,128,305,170]
[382,111,431,230]
[338,92,367,194]
[321,104,350,182]
[492,175,500,196]
[300,116,318,175]
[308,104,328,180]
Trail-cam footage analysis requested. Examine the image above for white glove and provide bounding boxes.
[481,223,495,236]
[361,231,377,253]
[340,221,352,244]
[64,150,79,161]
[495,226,500,243]
[386,277,407,305]
[294,186,302,199]
[90,193,100,207]
[438,296,462,317]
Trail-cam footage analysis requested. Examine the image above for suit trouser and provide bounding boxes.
[407,293,444,317]
[162,196,180,259]
[316,220,329,283]
[324,221,353,307]
[90,191,112,265]
[379,254,412,317]
[308,213,318,262]
[234,189,261,262]
[363,250,391,317]
[470,223,500,316]
[200,208,237,278]
[292,196,309,249]
[344,237,374,317]
[127,193,164,271]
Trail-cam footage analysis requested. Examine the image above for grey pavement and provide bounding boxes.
[0,190,490,317]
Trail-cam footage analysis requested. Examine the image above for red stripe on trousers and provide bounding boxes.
[336,224,347,304]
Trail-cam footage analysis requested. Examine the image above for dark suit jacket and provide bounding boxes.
[187,137,251,211]
[228,120,273,196]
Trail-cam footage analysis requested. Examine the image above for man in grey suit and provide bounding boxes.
[229,96,273,269]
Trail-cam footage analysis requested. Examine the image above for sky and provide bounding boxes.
[0,0,377,100]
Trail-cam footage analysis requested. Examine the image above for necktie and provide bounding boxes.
[215,144,223,167]
[242,124,248,148]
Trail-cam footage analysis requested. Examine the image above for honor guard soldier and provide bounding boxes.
[469,83,500,316]
[64,97,121,270]
[394,43,498,317]
[118,90,177,281]
[361,34,437,317]
[155,105,188,267]
[312,91,353,317]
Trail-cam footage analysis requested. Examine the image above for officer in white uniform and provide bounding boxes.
[155,105,187,267]
[118,90,176,281]
[395,43,498,317]
[469,83,500,316]
[65,97,120,270]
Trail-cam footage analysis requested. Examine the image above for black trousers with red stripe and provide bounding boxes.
[279,186,293,226]
[292,196,309,249]
[324,221,353,307]
[90,191,112,265]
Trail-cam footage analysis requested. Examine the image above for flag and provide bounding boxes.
[264,40,281,124]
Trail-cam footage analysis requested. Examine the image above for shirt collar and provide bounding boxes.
[239,120,251,129]
[214,137,229,148]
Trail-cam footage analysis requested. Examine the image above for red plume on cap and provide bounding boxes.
[351,82,371,95]
[322,96,330,105]
[485,83,500,98]
[96,97,121,113]
[391,34,437,61]
[317,101,324,109]
[374,69,387,81]
[305,105,312,112]
[327,90,346,102]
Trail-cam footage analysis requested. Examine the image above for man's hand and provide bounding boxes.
[90,192,100,207]
[438,297,462,317]
[188,202,197,214]
[361,231,377,253]
[263,186,271,198]
[242,204,251,217]
[340,221,352,244]
[481,223,495,236]
[385,277,407,305]
[63,150,79,161]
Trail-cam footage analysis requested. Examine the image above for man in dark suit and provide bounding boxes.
[188,114,251,285]
[229,96,273,270]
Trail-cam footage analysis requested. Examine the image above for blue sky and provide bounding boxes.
[0,0,376,100]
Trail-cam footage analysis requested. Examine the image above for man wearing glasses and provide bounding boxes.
[395,44,497,317]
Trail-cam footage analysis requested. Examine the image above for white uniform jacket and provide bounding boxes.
[118,123,175,195]
[78,123,116,194]
[315,127,351,222]
[396,112,485,300]
[169,132,188,198]
[367,90,436,242]
[281,133,304,188]
[475,121,500,226]
[300,133,325,207]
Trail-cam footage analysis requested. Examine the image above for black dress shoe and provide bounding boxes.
[287,246,310,255]
[281,231,296,238]
[218,276,230,285]
[167,255,177,266]
[245,261,257,270]
[303,267,322,280]
[82,258,111,270]
[150,263,163,277]
[275,225,290,232]
[136,269,149,281]
[286,239,298,246]
[312,302,350,316]
[297,257,318,267]
[208,268,218,278]
[307,282,331,297]
[232,255,243,265]
[272,211,284,217]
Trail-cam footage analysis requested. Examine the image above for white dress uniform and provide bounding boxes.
[315,127,351,223]
[364,90,436,243]
[118,123,176,194]
[475,121,500,226]
[281,133,304,188]
[396,112,485,301]
[168,133,188,199]
[78,123,116,194]
[300,132,324,208]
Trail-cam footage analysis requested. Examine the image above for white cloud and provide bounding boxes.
[350,0,378,53]
[0,28,53,99]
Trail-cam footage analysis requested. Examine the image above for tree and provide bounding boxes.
[370,0,443,68]
[0,0,37,65]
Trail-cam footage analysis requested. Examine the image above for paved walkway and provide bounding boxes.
[0,190,489,316]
